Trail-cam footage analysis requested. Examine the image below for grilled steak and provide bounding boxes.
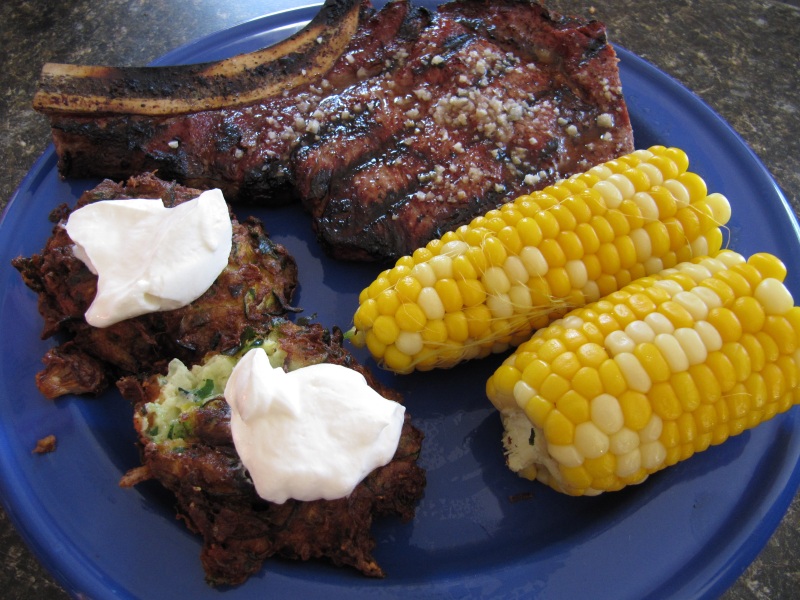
[118,320,426,586]
[40,0,426,204]
[295,0,634,259]
[12,173,298,398]
[35,0,633,261]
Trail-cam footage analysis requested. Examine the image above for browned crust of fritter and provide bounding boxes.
[11,173,298,398]
[118,320,426,586]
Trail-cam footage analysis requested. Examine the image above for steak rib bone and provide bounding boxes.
[32,0,360,116]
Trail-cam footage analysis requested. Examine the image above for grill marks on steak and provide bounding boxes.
[119,320,426,586]
[38,0,633,262]
[12,173,298,398]
[294,0,634,260]
[45,0,428,205]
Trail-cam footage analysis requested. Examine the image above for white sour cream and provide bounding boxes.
[224,348,405,504]
[65,189,232,328]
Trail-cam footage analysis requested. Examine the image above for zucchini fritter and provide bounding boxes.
[12,173,298,398]
[118,320,426,586]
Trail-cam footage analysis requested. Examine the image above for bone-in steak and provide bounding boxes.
[36,0,633,262]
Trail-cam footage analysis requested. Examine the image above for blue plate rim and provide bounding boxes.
[0,3,799,599]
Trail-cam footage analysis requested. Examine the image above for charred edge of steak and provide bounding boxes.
[40,0,432,208]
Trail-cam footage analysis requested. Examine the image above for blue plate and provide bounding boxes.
[1,2,799,599]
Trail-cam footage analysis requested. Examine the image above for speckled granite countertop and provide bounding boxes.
[1,0,798,598]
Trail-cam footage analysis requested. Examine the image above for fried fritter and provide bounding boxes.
[118,319,426,586]
[12,173,298,398]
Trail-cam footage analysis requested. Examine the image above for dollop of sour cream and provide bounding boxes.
[224,348,406,504]
[65,189,232,328]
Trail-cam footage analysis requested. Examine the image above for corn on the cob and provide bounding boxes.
[350,146,731,373]
[485,251,799,496]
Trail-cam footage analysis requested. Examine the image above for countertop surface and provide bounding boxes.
[1,0,798,598]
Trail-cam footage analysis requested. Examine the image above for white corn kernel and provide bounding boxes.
[549,443,584,468]
[503,255,529,285]
[562,315,585,329]
[654,332,689,372]
[440,240,469,257]
[605,330,635,355]
[582,280,601,303]
[690,235,709,257]
[608,173,636,200]
[691,286,722,310]
[514,380,536,409]
[428,255,454,279]
[633,191,659,221]
[755,278,794,315]
[589,164,614,180]
[594,180,623,209]
[696,256,727,274]
[643,256,664,275]
[663,180,690,207]
[395,331,423,356]
[574,422,610,459]
[716,250,746,268]
[631,228,653,262]
[694,321,723,352]
[615,352,652,393]
[509,285,533,312]
[565,260,589,288]
[630,149,655,161]
[609,427,640,455]
[625,320,656,344]
[673,291,709,321]
[677,263,712,283]
[654,279,684,297]
[418,287,445,320]
[637,162,664,186]
[520,246,548,276]
[705,193,732,225]
[644,312,675,335]
[487,293,514,319]
[615,448,642,477]
[674,327,708,365]
[639,413,663,443]
[411,262,437,287]
[483,266,512,294]
[640,440,667,470]
[590,393,625,435]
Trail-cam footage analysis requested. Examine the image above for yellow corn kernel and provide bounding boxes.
[365,330,387,359]
[545,410,575,445]
[489,250,800,496]
[383,344,413,372]
[371,315,400,345]
[539,372,571,402]
[524,394,553,428]
[395,303,427,332]
[556,390,590,424]
[353,299,379,331]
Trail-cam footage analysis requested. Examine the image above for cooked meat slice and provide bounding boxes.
[39,0,428,205]
[12,173,298,398]
[35,0,633,263]
[294,0,634,260]
[119,319,426,586]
